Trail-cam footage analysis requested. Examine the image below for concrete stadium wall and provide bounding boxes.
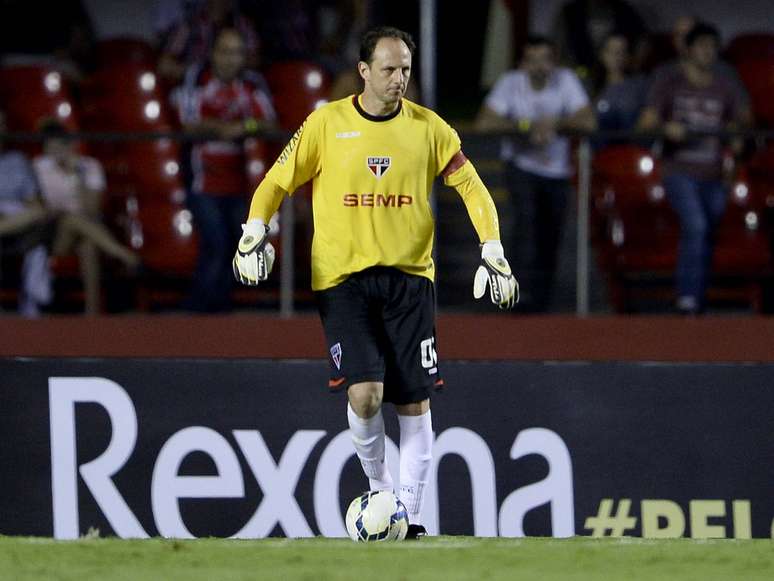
[1,315,774,361]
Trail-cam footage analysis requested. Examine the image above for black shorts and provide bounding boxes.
[316,267,443,405]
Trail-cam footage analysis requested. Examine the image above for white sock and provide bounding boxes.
[398,409,433,524]
[347,403,394,491]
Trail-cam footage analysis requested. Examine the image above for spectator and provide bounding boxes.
[158,0,259,85]
[33,120,139,315]
[152,0,202,44]
[590,32,648,144]
[476,36,596,311]
[637,22,752,315]
[0,110,52,317]
[251,0,319,64]
[317,0,367,75]
[552,0,647,73]
[649,15,750,109]
[173,27,276,312]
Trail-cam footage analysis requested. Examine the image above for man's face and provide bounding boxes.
[687,35,718,70]
[360,37,411,107]
[600,36,628,72]
[522,45,555,85]
[212,31,246,82]
[45,136,74,165]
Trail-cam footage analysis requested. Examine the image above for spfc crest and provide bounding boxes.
[367,156,391,178]
[330,342,342,370]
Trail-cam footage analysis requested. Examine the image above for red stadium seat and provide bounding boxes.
[735,59,774,126]
[0,65,79,131]
[0,65,79,157]
[592,146,678,272]
[132,196,198,275]
[592,144,663,196]
[244,137,270,184]
[96,37,157,68]
[725,33,774,64]
[265,61,331,129]
[122,141,185,196]
[591,146,770,311]
[734,157,774,211]
[81,65,174,131]
[79,67,183,247]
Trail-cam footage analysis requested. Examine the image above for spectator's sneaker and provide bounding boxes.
[676,295,700,316]
[405,524,427,540]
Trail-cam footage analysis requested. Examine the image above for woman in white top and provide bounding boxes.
[34,120,139,315]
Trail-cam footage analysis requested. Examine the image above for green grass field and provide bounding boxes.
[1,536,772,581]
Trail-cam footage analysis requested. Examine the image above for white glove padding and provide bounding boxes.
[473,240,519,309]
[233,219,275,285]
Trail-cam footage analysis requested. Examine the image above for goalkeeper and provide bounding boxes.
[234,26,517,539]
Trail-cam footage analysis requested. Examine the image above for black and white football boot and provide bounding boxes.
[405,524,427,540]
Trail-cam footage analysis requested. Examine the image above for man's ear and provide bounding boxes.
[357,61,369,82]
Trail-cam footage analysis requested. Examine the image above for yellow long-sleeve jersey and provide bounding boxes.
[250,95,500,291]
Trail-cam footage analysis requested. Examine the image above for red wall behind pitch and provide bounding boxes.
[1,315,773,362]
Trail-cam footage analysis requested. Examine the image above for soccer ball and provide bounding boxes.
[345,490,409,542]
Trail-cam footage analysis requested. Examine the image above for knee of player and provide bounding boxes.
[348,383,383,418]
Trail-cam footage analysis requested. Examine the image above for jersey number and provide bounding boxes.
[420,337,438,374]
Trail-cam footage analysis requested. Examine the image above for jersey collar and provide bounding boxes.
[352,95,402,122]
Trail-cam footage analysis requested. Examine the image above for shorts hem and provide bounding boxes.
[328,371,383,393]
[383,384,433,405]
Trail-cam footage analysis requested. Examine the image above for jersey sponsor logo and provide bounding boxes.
[335,131,361,139]
[342,193,413,207]
[330,342,342,370]
[367,156,391,178]
[277,122,306,165]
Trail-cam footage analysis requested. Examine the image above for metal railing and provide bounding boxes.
[4,127,774,316]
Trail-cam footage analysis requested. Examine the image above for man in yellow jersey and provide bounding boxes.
[233,26,517,539]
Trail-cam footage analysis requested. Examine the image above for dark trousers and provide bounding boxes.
[663,173,727,309]
[506,164,570,312]
[186,193,246,312]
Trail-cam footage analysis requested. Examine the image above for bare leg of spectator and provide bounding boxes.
[77,240,100,316]
[58,213,139,267]
[53,216,77,256]
[0,206,48,237]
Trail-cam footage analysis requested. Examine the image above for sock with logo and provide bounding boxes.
[347,403,394,491]
[398,409,433,524]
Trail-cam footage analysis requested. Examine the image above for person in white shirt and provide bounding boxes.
[0,109,52,317]
[476,36,596,311]
[33,120,139,315]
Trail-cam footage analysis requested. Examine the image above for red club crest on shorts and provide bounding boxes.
[367,156,391,178]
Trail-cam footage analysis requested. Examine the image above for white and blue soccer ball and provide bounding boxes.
[345,490,409,542]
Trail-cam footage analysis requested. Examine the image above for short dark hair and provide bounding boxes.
[518,35,557,61]
[359,26,416,65]
[39,118,70,140]
[685,22,721,48]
